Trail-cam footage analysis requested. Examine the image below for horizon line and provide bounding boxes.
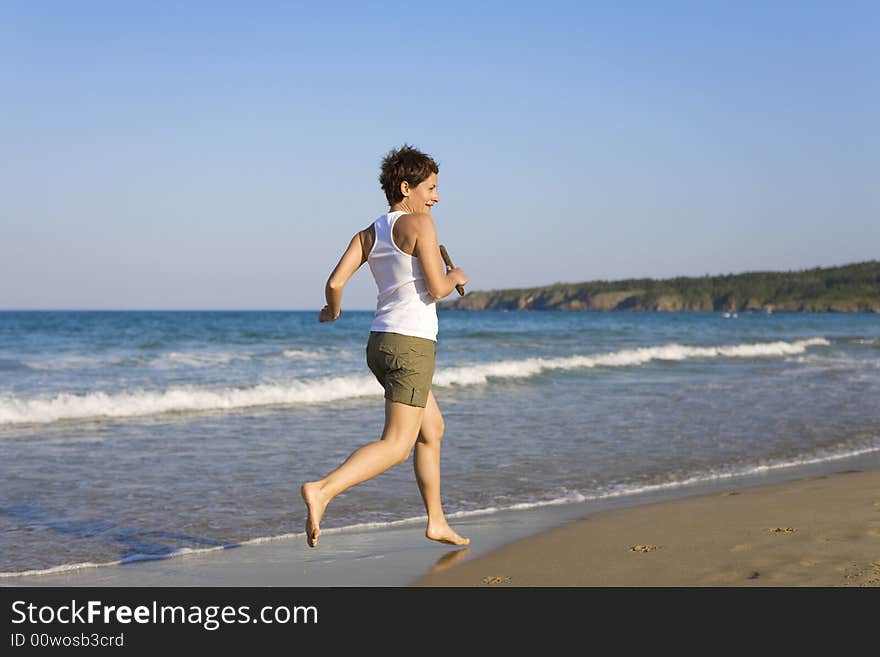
[3,259,874,313]
[0,308,376,312]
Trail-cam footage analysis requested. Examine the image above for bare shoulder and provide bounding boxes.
[403,212,436,236]
[392,211,431,239]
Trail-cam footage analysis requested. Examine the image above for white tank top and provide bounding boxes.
[368,211,439,341]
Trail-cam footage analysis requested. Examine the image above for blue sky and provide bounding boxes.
[2,1,877,310]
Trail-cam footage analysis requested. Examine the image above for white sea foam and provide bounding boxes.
[0,337,830,426]
[432,337,830,386]
[456,442,880,515]
[0,545,236,579]
[3,439,876,580]
[0,374,384,425]
[281,348,353,361]
[282,349,317,359]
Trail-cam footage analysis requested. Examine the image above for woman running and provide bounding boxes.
[301,144,470,548]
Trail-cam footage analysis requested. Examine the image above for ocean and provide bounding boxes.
[1,309,878,577]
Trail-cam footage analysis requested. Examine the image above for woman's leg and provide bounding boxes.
[413,390,469,545]
[301,398,425,547]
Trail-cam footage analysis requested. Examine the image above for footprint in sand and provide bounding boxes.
[629,544,659,553]
[481,575,511,585]
[767,527,797,534]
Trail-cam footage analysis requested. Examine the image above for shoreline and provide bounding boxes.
[4,451,880,587]
[413,467,880,587]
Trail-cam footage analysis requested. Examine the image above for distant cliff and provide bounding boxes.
[438,260,880,312]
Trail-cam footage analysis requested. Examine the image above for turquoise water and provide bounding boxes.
[1,309,878,575]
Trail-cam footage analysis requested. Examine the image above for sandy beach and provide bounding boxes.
[414,468,880,587]
[2,464,878,587]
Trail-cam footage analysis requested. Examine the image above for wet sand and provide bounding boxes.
[413,469,880,586]
[5,466,879,588]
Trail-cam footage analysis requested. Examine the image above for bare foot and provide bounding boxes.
[426,521,470,546]
[300,482,326,548]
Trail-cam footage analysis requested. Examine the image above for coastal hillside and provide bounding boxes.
[438,260,880,312]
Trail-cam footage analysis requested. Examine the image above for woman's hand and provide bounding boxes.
[446,266,468,288]
[318,305,341,322]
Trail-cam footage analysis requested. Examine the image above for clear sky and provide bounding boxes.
[2,1,877,310]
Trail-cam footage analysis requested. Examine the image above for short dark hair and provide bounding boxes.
[379,144,439,206]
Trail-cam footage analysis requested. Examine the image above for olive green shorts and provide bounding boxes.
[366,331,436,408]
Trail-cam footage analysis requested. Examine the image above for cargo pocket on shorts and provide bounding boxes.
[376,342,401,371]
[403,346,429,405]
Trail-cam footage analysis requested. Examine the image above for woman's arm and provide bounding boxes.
[319,231,367,322]
[413,214,468,299]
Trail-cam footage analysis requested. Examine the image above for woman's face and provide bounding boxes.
[401,172,439,214]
